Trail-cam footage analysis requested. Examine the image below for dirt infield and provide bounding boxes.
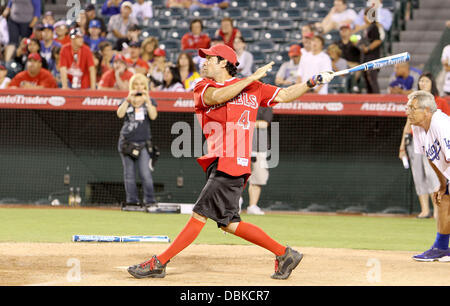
[1,243,449,286]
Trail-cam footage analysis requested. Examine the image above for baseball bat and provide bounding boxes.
[333,52,410,77]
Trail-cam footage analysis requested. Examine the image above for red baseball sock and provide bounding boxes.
[234,221,286,256]
[157,217,205,265]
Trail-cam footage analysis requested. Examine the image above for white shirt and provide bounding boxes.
[331,9,358,25]
[441,45,450,93]
[237,50,253,77]
[355,6,393,30]
[297,51,332,95]
[0,16,9,45]
[412,110,450,181]
[131,1,153,21]
[0,77,10,89]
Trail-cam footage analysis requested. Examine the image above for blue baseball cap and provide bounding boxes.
[89,19,101,29]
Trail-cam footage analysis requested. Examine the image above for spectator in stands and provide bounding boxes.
[84,20,106,53]
[8,53,57,88]
[327,43,347,72]
[388,62,422,95]
[84,4,107,37]
[98,41,113,74]
[40,24,61,68]
[354,0,393,31]
[29,22,43,41]
[296,35,332,94]
[190,0,229,11]
[115,24,142,52]
[3,0,41,62]
[141,36,159,64]
[0,64,11,88]
[148,48,167,89]
[192,35,222,71]
[398,72,450,219]
[59,28,96,90]
[315,0,358,34]
[131,0,153,25]
[106,1,138,42]
[0,6,9,59]
[42,11,55,26]
[75,10,87,36]
[157,65,185,92]
[300,24,314,57]
[102,0,124,17]
[167,0,192,8]
[13,37,48,70]
[54,20,70,46]
[99,54,133,90]
[215,17,241,50]
[335,23,361,92]
[177,51,201,91]
[126,41,150,75]
[234,36,253,78]
[358,7,382,93]
[117,73,158,208]
[181,19,211,51]
[276,44,301,87]
[441,44,450,96]
[48,46,61,87]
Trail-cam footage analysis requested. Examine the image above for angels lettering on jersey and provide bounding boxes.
[193,77,280,178]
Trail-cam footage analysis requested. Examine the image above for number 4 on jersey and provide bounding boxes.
[237,110,250,130]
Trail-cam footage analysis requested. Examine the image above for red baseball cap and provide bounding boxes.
[198,44,238,66]
[153,48,166,57]
[304,32,314,39]
[288,44,302,57]
[28,53,42,62]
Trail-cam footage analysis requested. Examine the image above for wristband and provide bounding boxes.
[306,77,316,88]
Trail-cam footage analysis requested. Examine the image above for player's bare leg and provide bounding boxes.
[221,221,303,279]
[128,212,207,278]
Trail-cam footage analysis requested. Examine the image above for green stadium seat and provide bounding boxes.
[190,8,215,20]
[141,27,164,40]
[160,8,186,19]
[239,28,259,42]
[271,19,298,30]
[159,39,181,53]
[166,28,189,40]
[237,18,266,30]
[149,17,174,29]
[260,29,288,43]
[220,8,246,19]
[247,9,275,21]
[248,40,278,53]
[284,0,309,9]
[277,8,305,21]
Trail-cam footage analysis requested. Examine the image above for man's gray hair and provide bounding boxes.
[407,90,437,113]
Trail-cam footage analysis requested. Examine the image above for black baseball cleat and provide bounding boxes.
[127,256,168,279]
[271,246,303,280]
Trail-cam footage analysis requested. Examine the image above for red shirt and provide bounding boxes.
[194,77,281,177]
[218,28,240,50]
[59,43,95,89]
[8,68,57,88]
[126,57,150,72]
[181,33,211,50]
[99,69,133,88]
[55,35,71,46]
[436,96,450,116]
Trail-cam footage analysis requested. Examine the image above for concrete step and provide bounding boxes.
[406,19,447,31]
[414,9,450,19]
[400,30,443,42]
[392,41,437,55]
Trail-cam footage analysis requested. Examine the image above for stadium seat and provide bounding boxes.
[328,76,347,94]
[247,9,275,21]
[205,19,221,29]
[260,29,287,43]
[149,0,166,9]
[268,51,290,64]
[5,61,22,78]
[277,8,305,21]
[255,0,283,9]
[160,8,186,19]
[271,19,297,30]
[252,51,267,65]
[287,31,302,43]
[166,27,189,40]
[307,9,329,22]
[230,0,251,8]
[148,17,174,29]
[284,0,309,9]
[219,8,246,20]
[347,0,366,10]
[190,8,215,20]
[239,28,259,42]
[247,40,278,53]
[141,27,164,40]
[237,18,266,30]
[312,0,334,10]
[159,39,181,52]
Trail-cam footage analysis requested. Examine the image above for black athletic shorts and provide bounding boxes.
[193,159,245,228]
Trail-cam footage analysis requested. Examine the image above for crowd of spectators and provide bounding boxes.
[0,0,429,96]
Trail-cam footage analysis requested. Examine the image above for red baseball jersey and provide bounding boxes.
[194,77,281,177]
[59,43,95,89]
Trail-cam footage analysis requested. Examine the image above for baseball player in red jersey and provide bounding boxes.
[128,44,334,280]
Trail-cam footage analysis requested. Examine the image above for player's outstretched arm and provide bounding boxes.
[203,62,275,106]
[274,72,334,103]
